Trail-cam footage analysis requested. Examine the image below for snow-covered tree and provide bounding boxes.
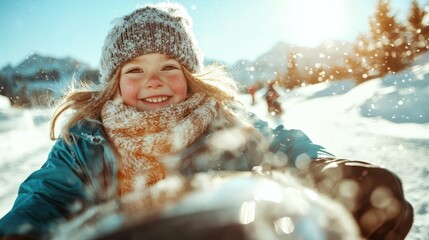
[347,34,377,83]
[282,52,302,89]
[305,64,326,85]
[369,0,411,75]
[407,0,429,55]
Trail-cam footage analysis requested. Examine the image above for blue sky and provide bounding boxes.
[0,0,424,68]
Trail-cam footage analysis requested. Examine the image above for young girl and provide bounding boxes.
[0,2,413,240]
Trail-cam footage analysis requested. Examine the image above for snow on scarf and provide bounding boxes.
[101,93,217,195]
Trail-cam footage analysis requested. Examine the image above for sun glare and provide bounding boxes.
[283,0,348,47]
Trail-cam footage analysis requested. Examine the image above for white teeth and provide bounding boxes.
[144,96,168,103]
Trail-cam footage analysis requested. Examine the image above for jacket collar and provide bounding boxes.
[69,120,108,145]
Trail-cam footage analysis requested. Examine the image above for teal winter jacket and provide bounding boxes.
[0,115,333,239]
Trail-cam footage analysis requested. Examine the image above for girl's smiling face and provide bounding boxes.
[119,53,188,111]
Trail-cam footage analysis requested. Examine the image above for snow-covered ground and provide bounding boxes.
[1,53,429,239]
[243,53,429,240]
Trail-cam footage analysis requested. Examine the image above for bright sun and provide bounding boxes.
[283,0,348,47]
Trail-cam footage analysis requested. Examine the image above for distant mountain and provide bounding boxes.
[0,40,353,106]
[0,53,93,82]
[230,40,353,86]
[0,53,96,107]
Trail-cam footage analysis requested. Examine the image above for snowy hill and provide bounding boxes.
[243,52,429,240]
[1,51,428,239]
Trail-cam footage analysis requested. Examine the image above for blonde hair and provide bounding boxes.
[50,63,247,143]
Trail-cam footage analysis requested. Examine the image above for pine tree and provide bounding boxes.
[369,0,410,75]
[407,0,429,55]
[347,34,377,83]
[283,52,301,89]
[422,1,429,41]
[306,65,325,85]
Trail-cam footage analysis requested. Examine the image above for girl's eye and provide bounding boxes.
[162,65,179,71]
[126,68,143,74]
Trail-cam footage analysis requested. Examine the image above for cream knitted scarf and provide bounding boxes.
[101,93,217,195]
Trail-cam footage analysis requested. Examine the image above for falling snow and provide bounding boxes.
[1,52,429,239]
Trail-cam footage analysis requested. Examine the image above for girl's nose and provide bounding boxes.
[146,74,163,88]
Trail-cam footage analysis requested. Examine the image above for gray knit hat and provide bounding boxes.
[99,2,203,84]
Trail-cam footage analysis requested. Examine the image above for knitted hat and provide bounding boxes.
[99,2,203,84]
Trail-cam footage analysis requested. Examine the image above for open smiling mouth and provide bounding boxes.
[143,96,169,103]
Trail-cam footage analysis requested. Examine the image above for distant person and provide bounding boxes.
[264,80,283,115]
[0,2,413,240]
[248,84,256,105]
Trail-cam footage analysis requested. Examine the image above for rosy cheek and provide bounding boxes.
[122,84,135,93]
[169,76,187,95]
[120,80,139,104]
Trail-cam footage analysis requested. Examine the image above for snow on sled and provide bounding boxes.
[53,170,360,240]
